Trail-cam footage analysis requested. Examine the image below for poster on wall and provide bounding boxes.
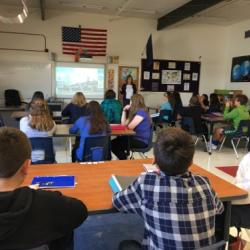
[121,67,138,81]
[192,73,198,81]
[167,85,175,91]
[152,82,159,91]
[107,69,115,89]
[153,61,160,71]
[162,70,182,85]
[184,62,191,71]
[143,71,150,80]
[231,56,250,82]
[184,82,190,91]
[152,72,160,80]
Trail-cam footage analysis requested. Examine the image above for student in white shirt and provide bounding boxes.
[20,103,56,162]
[231,152,250,229]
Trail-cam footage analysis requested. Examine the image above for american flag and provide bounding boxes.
[62,26,107,56]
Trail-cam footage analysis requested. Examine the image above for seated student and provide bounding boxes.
[70,101,110,162]
[211,94,250,149]
[231,152,250,232]
[172,91,183,121]
[208,93,222,113]
[101,89,122,124]
[0,127,88,250]
[152,92,174,129]
[178,94,203,134]
[25,91,45,111]
[199,93,209,113]
[62,92,88,124]
[20,103,56,163]
[20,102,56,138]
[111,94,151,160]
[113,127,224,250]
[159,91,175,120]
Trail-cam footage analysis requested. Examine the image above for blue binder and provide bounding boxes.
[31,175,75,189]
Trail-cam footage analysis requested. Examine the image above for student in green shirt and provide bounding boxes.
[211,94,250,150]
[101,90,122,124]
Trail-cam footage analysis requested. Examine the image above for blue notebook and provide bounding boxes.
[31,175,75,189]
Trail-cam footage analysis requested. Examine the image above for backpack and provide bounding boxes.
[4,89,22,106]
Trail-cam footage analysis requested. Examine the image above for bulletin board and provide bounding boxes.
[140,59,200,93]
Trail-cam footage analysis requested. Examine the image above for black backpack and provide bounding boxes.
[4,89,22,106]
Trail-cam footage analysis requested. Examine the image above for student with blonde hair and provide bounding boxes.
[111,94,151,159]
[62,92,88,123]
[20,102,56,137]
[20,103,56,162]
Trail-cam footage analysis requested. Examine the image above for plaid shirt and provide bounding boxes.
[113,171,224,250]
[101,99,122,124]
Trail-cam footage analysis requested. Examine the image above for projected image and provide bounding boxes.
[56,66,104,98]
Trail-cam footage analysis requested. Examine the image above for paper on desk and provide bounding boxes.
[150,113,160,118]
[143,164,159,172]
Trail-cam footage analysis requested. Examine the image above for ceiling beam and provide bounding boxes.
[157,0,226,30]
[39,0,46,21]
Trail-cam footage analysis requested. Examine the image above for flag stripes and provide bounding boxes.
[62,26,107,56]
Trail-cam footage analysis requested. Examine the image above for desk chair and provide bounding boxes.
[181,116,208,151]
[29,137,55,164]
[82,136,111,162]
[219,120,250,158]
[130,126,154,159]
[156,109,174,129]
[196,240,226,250]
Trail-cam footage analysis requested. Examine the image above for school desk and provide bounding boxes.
[54,124,135,156]
[23,159,247,243]
[201,114,230,154]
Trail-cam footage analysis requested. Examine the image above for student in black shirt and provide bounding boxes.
[0,127,88,250]
[62,92,89,123]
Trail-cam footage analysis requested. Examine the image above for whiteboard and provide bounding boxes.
[0,60,52,101]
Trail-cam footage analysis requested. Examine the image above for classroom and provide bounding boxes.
[1,0,250,249]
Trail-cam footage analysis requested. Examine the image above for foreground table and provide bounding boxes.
[24,159,246,211]
[23,159,247,243]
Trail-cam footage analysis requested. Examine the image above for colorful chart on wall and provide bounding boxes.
[140,59,200,93]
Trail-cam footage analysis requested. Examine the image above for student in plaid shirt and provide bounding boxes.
[101,90,122,124]
[113,127,224,250]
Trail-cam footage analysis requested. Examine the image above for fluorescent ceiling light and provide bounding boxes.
[0,0,28,24]
[82,4,104,10]
[119,8,156,15]
[59,1,104,9]
[17,14,23,23]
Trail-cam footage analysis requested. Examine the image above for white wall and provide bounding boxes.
[0,5,232,107]
[143,23,228,106]
[225,19,250,97]
[0,6,156,104]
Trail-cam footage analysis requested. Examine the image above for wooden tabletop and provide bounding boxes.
[55,124,135,137]
[201,114,227,123]
[23,159,248,213]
